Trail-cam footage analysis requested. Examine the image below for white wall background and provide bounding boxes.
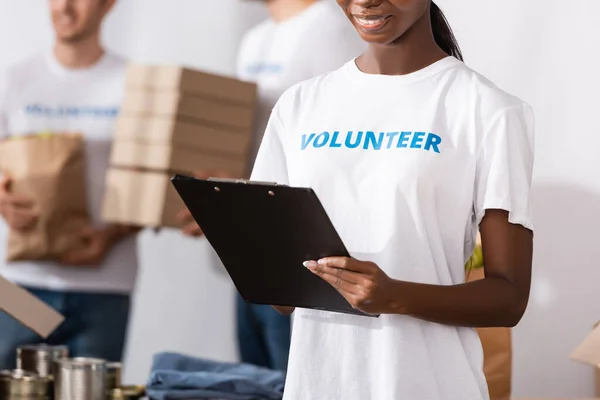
[1,0,599,397]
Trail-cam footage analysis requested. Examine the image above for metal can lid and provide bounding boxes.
[56,357,107,370]
[17,344,68,351]
[0,369,49,383]
[106,362,123,371]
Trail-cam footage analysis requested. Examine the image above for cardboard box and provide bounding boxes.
[110,140,246,178]
[125,64,257,105]
[467,266,512,400]
[102,168,184,228]
[0,276,64,338]
[571,323,600,396]
[121,89,254,131]
[114,115,251,156]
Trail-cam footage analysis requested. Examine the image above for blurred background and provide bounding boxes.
[1,0,599,398]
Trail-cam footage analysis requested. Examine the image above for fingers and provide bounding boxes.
[60,239,104,266]
[77,225,96,238]
[176,208,192,223]
[312,267,362,296]
[0,192,36,209]
[0,175,35,208]
[304,261,364,296]
[60,248,96,266]
[176,207,203,237]
[183,222,203,237]
[7,193,35,208]
[304,260,364,285]
[317,257,375,274]
[5,208,38,230]
[177,208,203,236]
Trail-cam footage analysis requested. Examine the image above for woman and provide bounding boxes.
[251,0,534,399]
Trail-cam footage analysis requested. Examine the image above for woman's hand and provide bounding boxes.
[304,257,397,315]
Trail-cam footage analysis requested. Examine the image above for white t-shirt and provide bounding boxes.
[0,52,138,294]
[236,0,366,167]
[251,57,534,400]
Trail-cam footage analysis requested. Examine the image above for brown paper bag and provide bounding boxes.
[467,267,512,400]
[0,134,90,261]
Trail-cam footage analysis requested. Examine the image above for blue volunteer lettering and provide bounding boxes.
[247,63,283,75]
[24,104,119,118]
[301,130,442,153]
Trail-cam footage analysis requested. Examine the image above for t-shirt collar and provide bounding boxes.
[45,50,110,77]
[344,56,462,85]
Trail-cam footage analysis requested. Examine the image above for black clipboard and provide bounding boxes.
[171,174,374,318]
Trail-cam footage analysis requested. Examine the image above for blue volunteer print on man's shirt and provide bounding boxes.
[246,63,284,75]
[301,131,442,153]
[25,104,119,118]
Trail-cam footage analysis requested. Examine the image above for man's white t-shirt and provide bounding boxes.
[236,0,366,167]
[0,52,138,294]
[251,57,534,400]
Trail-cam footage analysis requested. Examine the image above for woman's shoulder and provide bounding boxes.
[450,61,532,120]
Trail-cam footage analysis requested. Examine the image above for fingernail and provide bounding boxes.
[303,261,317,269]
[317,259,326,265]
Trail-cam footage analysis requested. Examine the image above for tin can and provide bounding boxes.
[17,344,69,378]
[54,357,107,400]
[0,369,50,398]
[105,362,122,391]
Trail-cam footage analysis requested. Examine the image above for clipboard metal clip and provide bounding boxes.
[207,177,287,187]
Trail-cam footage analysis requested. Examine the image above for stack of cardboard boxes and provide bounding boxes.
[102,64,257,228]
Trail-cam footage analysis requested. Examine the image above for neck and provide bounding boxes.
[53,32,105,69]
[357,11,448,76]
[267,0,319,23]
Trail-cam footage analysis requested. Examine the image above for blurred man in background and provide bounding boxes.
[179,0,366,371]
[0,0,138,368]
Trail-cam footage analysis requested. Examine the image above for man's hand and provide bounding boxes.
[177,207,204,237]
[60,225,138,267]
[0,175,38,230]
[177,170,237,238]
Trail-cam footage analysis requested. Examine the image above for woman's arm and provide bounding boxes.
[306,209,533,328]
[388,209,532,327]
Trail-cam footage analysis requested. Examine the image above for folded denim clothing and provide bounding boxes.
[145,352,285,400]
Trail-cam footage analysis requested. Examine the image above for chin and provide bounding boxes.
[350,23,401,46]
[56,31,86,43]
[355,30,398,46]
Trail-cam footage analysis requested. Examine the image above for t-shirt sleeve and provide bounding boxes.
[250,109,289,185]
[474,104,535,231]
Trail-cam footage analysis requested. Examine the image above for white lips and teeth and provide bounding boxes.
[354,14,390,27]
